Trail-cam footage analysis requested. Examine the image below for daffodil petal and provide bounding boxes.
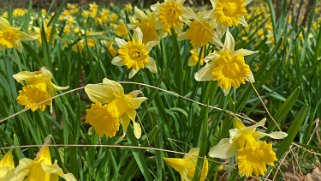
[133,27,143,43]
[224,29,235,52]
[85,79,124,104]
[145,41,159,52]
[194,62,215,81]
[234,49,258,57]
[13,71,35,83]
[133,121,142,139]
[111,56,124,66]
[146,57,157,73]
[115,38,127,47]
[208,138,237,159]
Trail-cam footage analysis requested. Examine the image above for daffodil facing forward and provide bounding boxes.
[195,30,257,95]
[210,0,251,35]
[208,117,287,177]
[178,10,222,48]
[151,0,189,34]
[0,17,37,51]
[13,67,69,112]
[85,78,147,138]
[112,28,158,78]
[163,148,208,181]
[13,146,76,181]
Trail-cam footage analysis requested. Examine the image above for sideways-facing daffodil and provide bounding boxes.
[112,27,158,79]
[163,148,208,181]
[13,67,69,112]
[195,30,257,95]
[208,117,287,177]
[0,151,15,180]
[85,78,147,138]
[13,146,76,181]
[0,17,37,51]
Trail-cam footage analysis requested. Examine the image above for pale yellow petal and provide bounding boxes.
[208,138,237,159]
[85,79,124,104]
[133,121,142,139]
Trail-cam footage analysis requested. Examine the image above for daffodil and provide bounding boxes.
[195,30,257,95]
[128,7,163,43]
[163,148,208,181]
[188,48,205,67]
[13,146,76,181]
[13,8,26,17]
[13,67,69,111]
[85,78,147,138]
[0,17,37,51]
[124,3,133,13]
[208,117,287,177]
[178,10,222,48]
[0,151,15,180]
[151,0,189,34]
[112,27,158,79]
[210,0,251,35]
[114,21,129,39]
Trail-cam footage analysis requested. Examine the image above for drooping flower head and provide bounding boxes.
[210,0,251,35]
[163,148,208,181]
[151,0,189,34]
[208,117,287,177]
[178,10,222,48]
[13,146,76,181]
[85,78,147,138]
[195,30,257,95]
[13,67,69,112]
[128,7,163,43]
[0,17,37,51]
[112,27,158,79]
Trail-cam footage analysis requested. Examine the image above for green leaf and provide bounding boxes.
[276,105,308,158]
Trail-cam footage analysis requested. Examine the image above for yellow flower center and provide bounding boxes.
[159,1,183,33]
[237,141,277,177]
[85,102,120,138]
[211,50,251,91]
[118,41,149,70]
[0,28,19,48]
[186,20,213,47]
[16,84,51,112]
[214,0,247,26]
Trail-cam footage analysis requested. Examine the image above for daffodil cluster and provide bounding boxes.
[208,118,287,177]
[0,147,76,181]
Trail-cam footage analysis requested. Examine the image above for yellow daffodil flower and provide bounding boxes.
[124,3,133,13]
[13,67,69,112]
[85,78,147,138]
[163,148,208,181]
[13,146,76,181]
[178,10,222,48]
[112,27,159,79]
[208,117,287,177]
[13,8,26,17]
[128,7,163,43]
[151,0,189,34]
[0,151,15,180]
[114,21,129,39]
[0,17,37,51]
[195,30,257,95]
[210,0,251,35]
[188,48,205,67]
